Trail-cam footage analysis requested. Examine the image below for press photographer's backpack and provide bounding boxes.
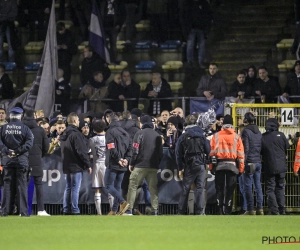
[182,133,206,165]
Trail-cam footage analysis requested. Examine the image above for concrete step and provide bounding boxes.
[216,41,275,49]
[228,26,283,35]
[229,19,288,26]
[217,60,265,69]
[224,33,280,42]
[212,55,267,61]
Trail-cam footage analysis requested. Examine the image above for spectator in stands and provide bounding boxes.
[196,63,227,100]
[0,108,7,127]
[157,110,170,135]
[55,69,71,116]
[121,70,140,111]
[35,110,45,119]
[282,60,300,103]
[165,116,181,148]
[0,63,15,100]
[107,73,125,112]
[123,0,140,45]
[79,120,90,139]
[0,0,17,62]
[171,107,184,118]
[39,121,50,137]
[48,120,66,154]
[147,0,168,47]
[60,112,92,215]
[181,0,212,68]
[51,111,63,120]
[56,22,77,84]
[229,71,253,102]
[254,66,281,103]
[70,0,91,42]
[80,45,111,85]
[142,73,173,116]
[246,65,257,87]
[261,118,290,215]
[99,0,126,63]
[23,110,50,216]
[21,0,52,41]
[79,71,108,113]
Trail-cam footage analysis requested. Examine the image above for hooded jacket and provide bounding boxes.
[60,124,91,174]
[209,126,245,174]
[120,119,140,140]
[176,125,210,171]
[241,124,261,163]
[196,72,227,99]
[105,121,132,171]
[22,117,49,176]
[130,123,163,169]
[261,119,290,175]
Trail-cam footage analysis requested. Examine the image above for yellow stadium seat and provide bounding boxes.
[139,82,148,91]
[78,41,89,52]
[169,81,183,93]
[138,104,145,111]
[162,61,183,70]
[24,41,44,53]
[278,60,296,70]
[108,61,128,71]
[135,20,150,32]
[276,39,294,49]
[57,20,74,29]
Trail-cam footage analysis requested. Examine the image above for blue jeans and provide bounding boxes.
[104,168,125,212]
[244,163,263,211]
[63,172,83,214]
[0,21,15,62]
[238,175,247,211]
[186,29,205,64]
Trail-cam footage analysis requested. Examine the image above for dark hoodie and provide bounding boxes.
[261,119,290,175]
[60,124,91,174]
[175,125,210,171]
[22,117,49,176]
[241,124,262,163]
[120,119,140,140]
[246,65,257,88]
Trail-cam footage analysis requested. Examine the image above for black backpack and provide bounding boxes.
[182,133,206,164]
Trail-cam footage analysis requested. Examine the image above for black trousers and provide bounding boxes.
[178,165,206,215]
[2,165,28,215]
[215,170,237,215]
[265,172,286,214]
[33,176,44,212]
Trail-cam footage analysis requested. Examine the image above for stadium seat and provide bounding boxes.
[139,82,148,91]
[162,61,183,71]
[135,61,156,70]
[23,83,32,92]
[57,20,73,29]
[24,41,44,53]
[108,61,128,71]
[169,82,183,94]
[135,20,150,32]
[78,41,89,52]
[116,41,126,52]
[135,40,151,50]
[276,39,294,49]
[138,103,144,111]
[25,62,40,71]
[0,62,16,71]
[277,60,295,70]
[160,40,181,50]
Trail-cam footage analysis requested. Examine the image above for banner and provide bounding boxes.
[190,98,224,115]
[27,148,216,205]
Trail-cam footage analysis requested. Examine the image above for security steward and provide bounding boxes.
[209,115,244,215]
[175,114,211,215]
[0,107,34,217]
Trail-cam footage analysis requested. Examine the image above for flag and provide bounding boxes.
[89,0,111,64]
[8,0,58,117]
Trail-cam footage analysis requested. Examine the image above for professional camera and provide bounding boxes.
[288,132,300,145]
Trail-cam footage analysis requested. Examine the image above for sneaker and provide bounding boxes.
[117,201,130,216]
[242,210,256,215]
[145,206,151,215]
[133,209,143,215]
[151,211,158,216]
[107,210,116,216]
[37,210,51,216]
[122,210,133,216]
[256,209,264,215]
[19,213,30,217]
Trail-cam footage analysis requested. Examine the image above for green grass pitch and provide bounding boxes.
[1,216,300,250]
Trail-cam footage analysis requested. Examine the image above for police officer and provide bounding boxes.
[175,114,211,215]
[209,115,245,215]
[0,107,34,217]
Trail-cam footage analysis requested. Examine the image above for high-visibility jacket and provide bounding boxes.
[209,127,245,173]
[293,139,300,173]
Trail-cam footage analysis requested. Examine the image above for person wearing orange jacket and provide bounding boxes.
[293,140,300,177]
[209,114,244,215]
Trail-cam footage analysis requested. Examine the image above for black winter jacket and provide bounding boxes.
[261,129,290,175]
[0,73,15,99]
[120,119,140,140]
[57,29,77,66]
[175,125,210,171]
[60,124,91,174]
[130,123,163,169]
[284,72,300,103]
[229,81,253,98]
[105,121,132,171]
[254,78,281,103]
[0,119,33,167]
[80,53,111,85]
[23,117,49,176]
[107,80,125,112]
[123,80,140,111]
[241,124,262,163]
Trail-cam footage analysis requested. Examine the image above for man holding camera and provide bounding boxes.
[209,115,244,215]
[175,114,210,215]
[240,112,263,215]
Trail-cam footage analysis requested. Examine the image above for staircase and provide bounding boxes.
[209,0,294,85]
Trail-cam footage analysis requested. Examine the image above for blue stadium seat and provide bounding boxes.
[135,40,151,49]
[24,62,40,71]
[160,40,181,50]
[135,61,156,70]
[0,62,16,71]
